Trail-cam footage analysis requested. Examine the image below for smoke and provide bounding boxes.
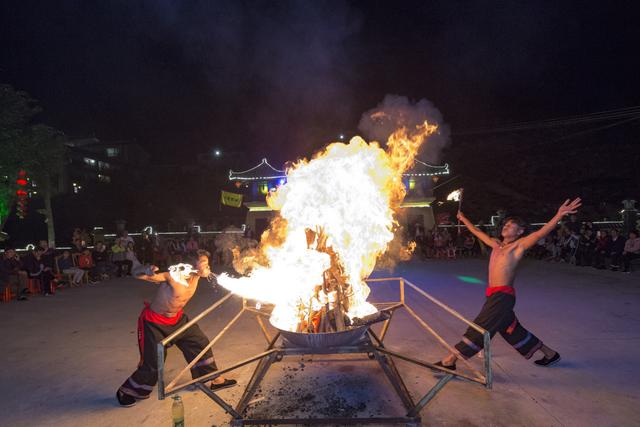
[358,95,451,163]
[143,0,362,158]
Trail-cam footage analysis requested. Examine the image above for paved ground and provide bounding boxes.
[1,259,638,426]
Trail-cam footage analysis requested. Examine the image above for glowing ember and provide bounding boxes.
[217,121,438,332]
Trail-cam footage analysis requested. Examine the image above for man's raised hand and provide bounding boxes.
[457,211,468,222]
[557,198,582,217]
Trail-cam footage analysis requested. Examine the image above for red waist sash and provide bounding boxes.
[140,302,183,325]
[486,286,515,297]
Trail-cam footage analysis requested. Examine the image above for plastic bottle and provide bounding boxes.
[172,395,185,427]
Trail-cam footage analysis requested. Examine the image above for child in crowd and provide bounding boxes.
[58,250,85,286]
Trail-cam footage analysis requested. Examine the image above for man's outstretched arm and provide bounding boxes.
[136,266,169,284]
[457,211,499,249]
[518,198,582,250]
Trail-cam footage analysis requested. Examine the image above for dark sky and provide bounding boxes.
[1,1,639,166]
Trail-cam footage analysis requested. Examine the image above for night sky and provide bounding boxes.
[2,1,638,194]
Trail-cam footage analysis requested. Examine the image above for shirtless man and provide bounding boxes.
[117,250,235,407]
[434,198,582,370]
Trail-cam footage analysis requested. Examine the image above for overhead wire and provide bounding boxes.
[454,106,640,136]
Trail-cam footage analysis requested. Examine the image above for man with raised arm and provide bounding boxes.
[434,198,582,370]
[117,250,235,407]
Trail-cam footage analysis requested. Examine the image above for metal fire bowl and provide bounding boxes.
[274,324,369,349]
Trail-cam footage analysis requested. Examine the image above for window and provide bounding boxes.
[97,161,110,170]
[259,182,269,195]
[83,157,97,167]
[106,147,120,157]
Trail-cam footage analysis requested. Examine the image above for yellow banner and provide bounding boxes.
[221,190,243,208]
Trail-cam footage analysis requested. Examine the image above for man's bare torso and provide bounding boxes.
[150,276,199,317]
[488,239,525,287]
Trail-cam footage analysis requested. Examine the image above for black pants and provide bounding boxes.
[30,271,54,294]
[623,252,640,271]
[119,308,218,398]
[455,292,543,360]
[113,260,133,276]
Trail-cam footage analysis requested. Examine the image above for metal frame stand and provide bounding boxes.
[157,277,492,426]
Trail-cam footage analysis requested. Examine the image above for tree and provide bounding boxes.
[0,84,65,244]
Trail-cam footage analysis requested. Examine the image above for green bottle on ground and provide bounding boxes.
[172,395,185,427]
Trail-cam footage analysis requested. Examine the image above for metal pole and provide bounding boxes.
[403,304,484,381]
[374,346,483,384]
[161,292,234,346]
[157,344,166,400]
[168,349,278,394]
[407,374,454,417]
[403,279,486,333]
[255,315,272,344]
[483,331,493,389]
[166,307,246,393]
[196,382,243,419]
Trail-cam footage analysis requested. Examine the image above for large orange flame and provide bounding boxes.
[217,121,437,331]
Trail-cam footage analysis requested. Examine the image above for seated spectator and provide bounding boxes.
[38,240,56,272]
[111,238,133,277]
[1,248,28,300]
[463,233,476,256]
[92,242,117,279]
[77,248,97,283]
[22,246,55,296]
[57,250,85,286]
[593,230,611,269]
[608,229,626,271]
[424,230,434,258]
[545,230,563,262]
[622,230,640,273]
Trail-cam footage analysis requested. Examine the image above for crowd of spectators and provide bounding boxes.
[413,215,640,273]
[413,223,482,259]
[528,215,640,273]
[2,218,638,303]
[0,226,251,302]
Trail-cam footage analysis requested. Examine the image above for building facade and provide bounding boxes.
[229,158,450,236]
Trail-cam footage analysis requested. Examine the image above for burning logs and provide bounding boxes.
[294,227,381,334]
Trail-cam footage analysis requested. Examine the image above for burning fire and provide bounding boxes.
[217,121,438,332]
[446,189,462,202]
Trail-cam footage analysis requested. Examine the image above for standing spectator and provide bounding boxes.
[120,230,135,247]
[38,240,56,271]
[185,235,199,259]
[140,232,154,265]
[576,227,596,266]
[72,228,82,248]
[22,246,55,296]
[564,214,581,235]
[622,230,640,273]
[608,229,627,271]
[112,239,133,277]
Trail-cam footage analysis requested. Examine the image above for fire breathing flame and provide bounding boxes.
[217,121,438,331]
[446,189,462,202]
